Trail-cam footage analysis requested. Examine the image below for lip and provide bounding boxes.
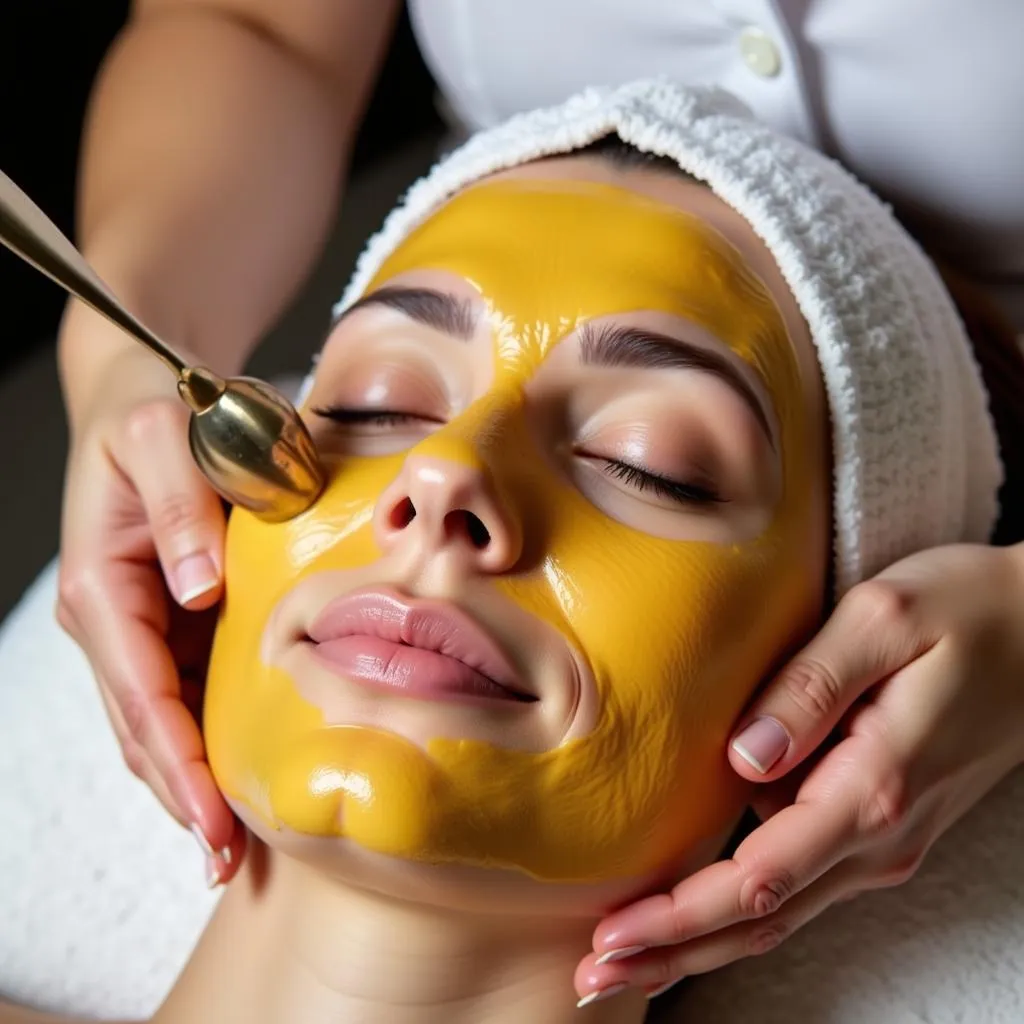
[306,588,535,705]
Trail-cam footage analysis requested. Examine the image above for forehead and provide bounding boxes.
[364,178,794,389]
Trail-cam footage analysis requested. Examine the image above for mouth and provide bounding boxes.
[305,588,537,706]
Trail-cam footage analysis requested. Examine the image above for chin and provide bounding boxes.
[233,798,718,919]
[230,791,734,921]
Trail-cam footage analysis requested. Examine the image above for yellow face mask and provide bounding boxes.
[205,176,826,883]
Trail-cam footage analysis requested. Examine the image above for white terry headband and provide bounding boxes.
[311,79,1003,597]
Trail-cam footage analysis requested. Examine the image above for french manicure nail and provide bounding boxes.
[206,859,222,889]
[190,822,214,858]
[731,716,790,773]
[219,846,233,866]
[647,978,683,1000]
[576,983,628,1008]
[174,553,219,606]
[595,945,646,965]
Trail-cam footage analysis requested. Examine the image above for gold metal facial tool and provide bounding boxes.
[0,168,324,522]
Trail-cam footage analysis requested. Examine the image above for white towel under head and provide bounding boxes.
[309,78,1003,597]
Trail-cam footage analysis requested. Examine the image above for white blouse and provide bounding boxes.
[408,0,1024,326]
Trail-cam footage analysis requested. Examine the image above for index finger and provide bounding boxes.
[594,791,858,955]
[71,563,236,854]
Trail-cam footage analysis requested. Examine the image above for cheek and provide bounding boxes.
[507,481,819,754]
[205,457,406,796]
[216,452,412,616]
[211,457,396,657]
[490,497,815,880]
[574,533,799,730]
[278,455,408,573]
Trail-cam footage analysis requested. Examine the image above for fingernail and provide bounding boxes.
[595,945,646,965]
[219,846,233,866]
[173,553,219,606]
[647,978,683,1000]
[731,716,790,773]
[576,983,628,1008]
[190,822,214,858]
[206,858,222,889]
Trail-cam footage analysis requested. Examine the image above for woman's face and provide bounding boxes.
[204,157,829,897]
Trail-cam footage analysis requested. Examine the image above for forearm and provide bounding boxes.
[59,0,396,420]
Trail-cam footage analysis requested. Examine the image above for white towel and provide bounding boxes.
[0,563,1021,1022]
[0,563,218,1018]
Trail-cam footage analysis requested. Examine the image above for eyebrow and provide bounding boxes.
[579,322,774,445]
[331,286,478,340]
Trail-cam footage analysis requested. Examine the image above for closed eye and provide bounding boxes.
[311,405,438,428]
[598,458,724,506]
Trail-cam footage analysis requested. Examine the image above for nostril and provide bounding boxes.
[444,509,491,550]
[465,512,490,549]
[389,497,416,530]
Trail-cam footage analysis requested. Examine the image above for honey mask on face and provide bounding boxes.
[205,175,826,883]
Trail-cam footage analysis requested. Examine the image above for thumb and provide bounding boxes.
[728,582,932,781]
[117,402,227,609]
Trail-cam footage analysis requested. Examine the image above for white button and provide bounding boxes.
[739,26,782,78]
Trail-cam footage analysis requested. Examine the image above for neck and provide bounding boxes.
[155,844,645,1024]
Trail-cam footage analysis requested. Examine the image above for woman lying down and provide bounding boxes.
[4,79,1020,1024]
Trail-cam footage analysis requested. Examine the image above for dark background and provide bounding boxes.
[0,2,443,617]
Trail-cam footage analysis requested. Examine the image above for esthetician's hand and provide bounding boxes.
[57,342,244,885]
[577,541,1024,1001]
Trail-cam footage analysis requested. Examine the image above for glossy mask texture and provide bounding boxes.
[205,179,822,882]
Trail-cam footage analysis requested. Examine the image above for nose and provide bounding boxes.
[373,454,522,573]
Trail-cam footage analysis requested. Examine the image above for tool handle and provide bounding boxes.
[0,167,186,375]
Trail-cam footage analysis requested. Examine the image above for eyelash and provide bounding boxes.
[313,406,722,507]
[600,459,723,506]
[312,406,423,428]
